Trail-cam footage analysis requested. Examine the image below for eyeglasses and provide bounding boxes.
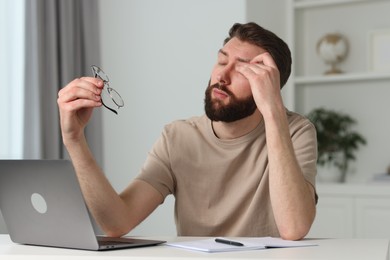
[91,65,124,115]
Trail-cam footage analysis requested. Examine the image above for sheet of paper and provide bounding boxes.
[243,237,318,248]
[165,237,317,253]
[166,238,266,253]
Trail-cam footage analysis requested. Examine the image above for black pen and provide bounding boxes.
[215,238,244,246]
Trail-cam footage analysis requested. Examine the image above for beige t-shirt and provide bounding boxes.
[136,111,317,237]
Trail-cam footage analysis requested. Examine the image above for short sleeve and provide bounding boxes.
[135,126,175,200]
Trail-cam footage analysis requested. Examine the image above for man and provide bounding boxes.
[57,22,317,241]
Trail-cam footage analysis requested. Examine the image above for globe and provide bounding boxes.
[317,33,349,75]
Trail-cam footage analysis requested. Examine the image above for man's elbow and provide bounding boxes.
[105,229,128,238]
[102,224,133,238]
[279,206,316,240]
[279,226,310,241]
[278,217,315,240]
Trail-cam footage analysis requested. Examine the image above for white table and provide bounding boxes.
[0,235,389,259]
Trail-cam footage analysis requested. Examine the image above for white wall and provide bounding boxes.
[246,0,287,39]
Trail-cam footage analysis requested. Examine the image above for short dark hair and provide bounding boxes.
[224,22,292,88]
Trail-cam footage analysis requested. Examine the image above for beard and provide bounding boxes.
[204,81,257,123]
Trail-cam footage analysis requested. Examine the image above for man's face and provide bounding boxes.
[204,37,265,122]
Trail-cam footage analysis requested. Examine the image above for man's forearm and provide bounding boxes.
[64,137,134,237]
[264,106,316,240]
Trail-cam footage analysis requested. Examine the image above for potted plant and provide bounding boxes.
[307,108,367,182]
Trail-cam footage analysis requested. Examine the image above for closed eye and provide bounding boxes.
[218,49,251,66]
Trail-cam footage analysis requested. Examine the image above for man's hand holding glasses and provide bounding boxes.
[57,65,124,144]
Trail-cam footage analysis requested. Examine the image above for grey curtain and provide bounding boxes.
[23,0,103,164]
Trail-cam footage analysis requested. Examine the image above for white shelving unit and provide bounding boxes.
[286,0,390,238]
[285,0,390,111]
[285,0,390,184]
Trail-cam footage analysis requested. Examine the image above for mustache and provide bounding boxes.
[209,82,234,96]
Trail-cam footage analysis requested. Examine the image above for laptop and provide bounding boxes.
[0,160,165,251]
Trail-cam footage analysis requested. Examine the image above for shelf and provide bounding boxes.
[294,72,390,85]
[293,0,384,9]
[317,183,390,196]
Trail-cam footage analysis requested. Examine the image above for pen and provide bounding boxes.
[215,238,244,246]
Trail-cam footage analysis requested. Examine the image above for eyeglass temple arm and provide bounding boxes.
[101,99,118,115]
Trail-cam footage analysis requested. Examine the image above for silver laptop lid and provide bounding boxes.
[0,160,100,250]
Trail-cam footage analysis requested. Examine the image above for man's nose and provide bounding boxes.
[217,64,233,85]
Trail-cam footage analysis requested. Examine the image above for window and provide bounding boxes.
[0,0,25,158]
